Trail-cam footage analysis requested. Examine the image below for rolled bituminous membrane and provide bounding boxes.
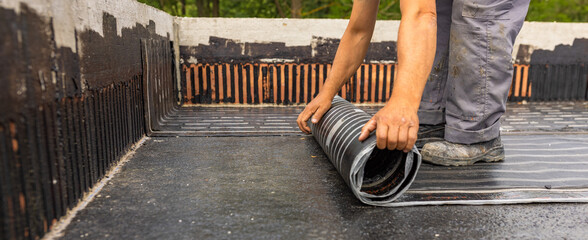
[308,96,421,206]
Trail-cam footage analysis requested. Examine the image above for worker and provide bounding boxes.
[297,0,530,166]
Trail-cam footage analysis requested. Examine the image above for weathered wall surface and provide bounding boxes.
[0,1,175,239]
[515,22,588,64]
[177,18,398,64]
[176,18,588,104]
[176,18,400,104]
[513,23,588,102]
[177,18,588,64]
[1,0,173,52]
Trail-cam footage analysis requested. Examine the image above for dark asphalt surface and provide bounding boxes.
[62,136,588,239]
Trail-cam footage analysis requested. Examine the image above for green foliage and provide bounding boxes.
[219,0,282,18]
[526,0,588,22]
[137,0,588,22]
[137,0,400,19]
[138,0,186,16]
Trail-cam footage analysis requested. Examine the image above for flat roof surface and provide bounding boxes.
[150,102,588,136]
[60,102,588,239]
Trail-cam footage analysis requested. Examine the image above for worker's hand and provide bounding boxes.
[297,93,334,134]
[358,101,419,153]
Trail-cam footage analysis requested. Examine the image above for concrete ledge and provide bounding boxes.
[176,17,588,62]
[0,0,174,52]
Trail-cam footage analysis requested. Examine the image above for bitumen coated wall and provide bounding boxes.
[0,1,176,239]
[177,18,588,104]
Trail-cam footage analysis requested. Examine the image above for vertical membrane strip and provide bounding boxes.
[1,35,173,240]
[182,63,401,104]
[308,96,421,206]
[141,39,178,134]
[0,78,148,240]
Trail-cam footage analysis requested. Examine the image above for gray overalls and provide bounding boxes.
[418,0,530,144]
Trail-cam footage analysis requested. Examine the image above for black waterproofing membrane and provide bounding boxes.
[308,96,421,206]
[308,97,588,206]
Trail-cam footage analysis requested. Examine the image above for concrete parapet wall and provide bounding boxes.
[515,22,588,64]
[177,18,398,64]
[176,18,588,104]
[0,0,174,51]
[176,18,588,64]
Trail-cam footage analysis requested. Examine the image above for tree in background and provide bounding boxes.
[137,0,219,17]
[137,0,587,22]
[527,0,588,22]
[137,0,398,19]
[196,0,220,17]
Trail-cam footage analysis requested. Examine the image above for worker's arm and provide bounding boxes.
[358,0,437,152]
[296,0,379,133]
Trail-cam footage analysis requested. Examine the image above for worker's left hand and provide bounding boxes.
[297,92,334,134]
[358,101,419,153]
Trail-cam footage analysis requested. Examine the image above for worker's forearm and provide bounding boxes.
[321,29,373,97]
[320,0,378,98]
[389,9,437,110]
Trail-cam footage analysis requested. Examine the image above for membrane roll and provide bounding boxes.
[308,96,421,206]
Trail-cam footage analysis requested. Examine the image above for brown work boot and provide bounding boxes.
[421,137,505,166]
[415,124,445,149]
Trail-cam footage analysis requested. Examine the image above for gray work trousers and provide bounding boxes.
[418,0,530,144]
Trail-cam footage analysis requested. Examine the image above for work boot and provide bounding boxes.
[415,124,445,149]
[421,137,505,166]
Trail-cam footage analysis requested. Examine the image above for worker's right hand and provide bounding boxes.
[296,92,334,134]
[358,98,419,153]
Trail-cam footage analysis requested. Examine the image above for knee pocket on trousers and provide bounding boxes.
[446,24,488,120]
[462,0,513,20]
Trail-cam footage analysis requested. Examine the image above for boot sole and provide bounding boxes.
[422,146,505,166]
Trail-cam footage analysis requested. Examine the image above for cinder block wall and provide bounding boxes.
[0,1,175,239]
[177,18,588,104]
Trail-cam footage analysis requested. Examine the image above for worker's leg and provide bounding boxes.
[444,0,529,144]
[418,0,453,125]
[422,0,530,166]
[416,0,453,148]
